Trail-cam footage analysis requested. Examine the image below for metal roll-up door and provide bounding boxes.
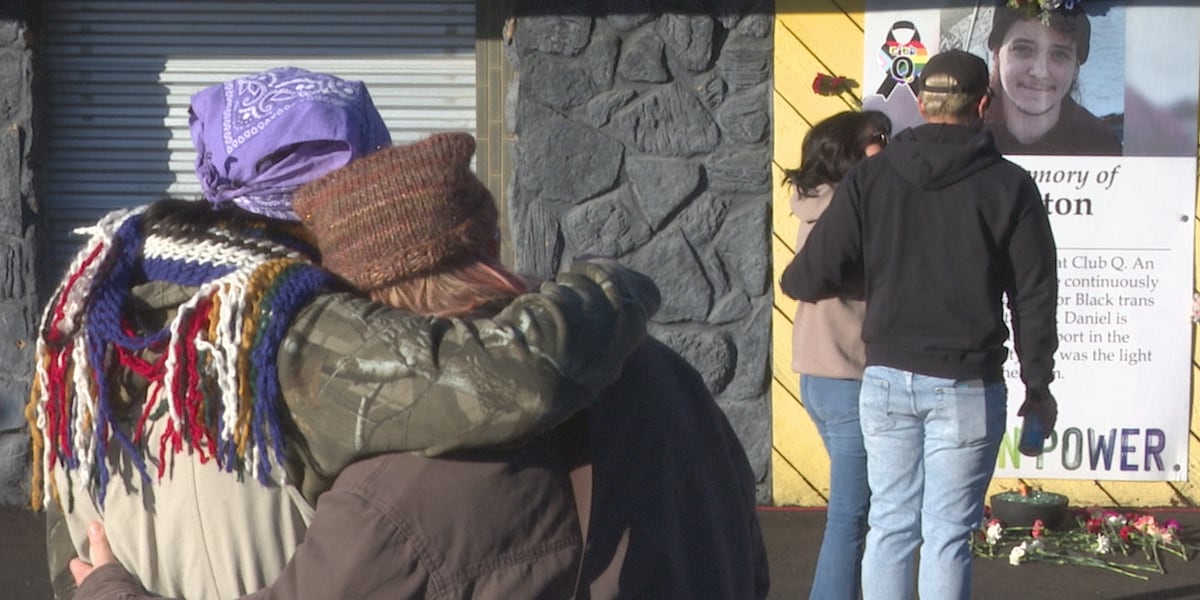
[41,0,476,277]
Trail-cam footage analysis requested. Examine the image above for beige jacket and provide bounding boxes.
[789,184,867,380]
[53,448,311,600]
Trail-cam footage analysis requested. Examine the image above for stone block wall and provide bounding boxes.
[0,3,40,507]
[505,0,773,501]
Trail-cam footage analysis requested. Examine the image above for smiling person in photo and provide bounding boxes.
[984,1,1122,155]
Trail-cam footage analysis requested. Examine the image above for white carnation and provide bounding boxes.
[986,522,1003,545]
[1009,542,1028,566]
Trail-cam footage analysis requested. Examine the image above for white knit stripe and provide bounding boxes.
[143,225,311,272]
[249,444,261,483]
[69,332,94,482]
[158,305,191,432]
[33,310,55,507]
[34,348,52,508]
[214,275,250,451]
[144,236,274,271]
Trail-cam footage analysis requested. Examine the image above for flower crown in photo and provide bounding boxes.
[1007,0,1085,24]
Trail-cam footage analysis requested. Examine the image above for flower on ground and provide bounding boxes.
[1163,520,1182,544]
[1132,515,1162,540]
[1119,525,1134,542]
[1009,542,1028,566]
[986,519,1004,546]
[978,499,1200,579]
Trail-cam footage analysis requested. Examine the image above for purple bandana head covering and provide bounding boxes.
[189,67,392,221]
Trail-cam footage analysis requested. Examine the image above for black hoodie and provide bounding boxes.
[781,123,1058,394]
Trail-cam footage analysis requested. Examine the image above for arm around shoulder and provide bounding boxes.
[779,181,863,302]
[277,258,660,478]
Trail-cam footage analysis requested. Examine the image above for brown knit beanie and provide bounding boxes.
[293,132,498,291]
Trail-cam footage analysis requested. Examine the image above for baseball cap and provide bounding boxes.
[916,50,989,96]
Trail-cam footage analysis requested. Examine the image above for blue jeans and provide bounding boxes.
[801,375,869,600]
[858,366,1006,600]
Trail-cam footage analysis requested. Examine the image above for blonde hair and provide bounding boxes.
[919,73,982,118]
[366,254,532,319]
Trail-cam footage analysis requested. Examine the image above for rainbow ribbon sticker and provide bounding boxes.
[875,20,929,100]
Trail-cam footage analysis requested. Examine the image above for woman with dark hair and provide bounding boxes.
[781,109,891,600]
[985,2,1122,155]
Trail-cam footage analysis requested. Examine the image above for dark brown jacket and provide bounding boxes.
[241,435,582,599]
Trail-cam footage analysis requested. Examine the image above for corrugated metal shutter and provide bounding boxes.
[41,0,476,276]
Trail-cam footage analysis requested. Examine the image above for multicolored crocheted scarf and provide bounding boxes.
[27,203,331,509]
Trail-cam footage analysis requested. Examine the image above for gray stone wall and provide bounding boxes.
[505,1,773,502]
[0,3,40,507]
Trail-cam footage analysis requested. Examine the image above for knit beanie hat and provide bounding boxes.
[293,132,498,291]
[189,67,392,221]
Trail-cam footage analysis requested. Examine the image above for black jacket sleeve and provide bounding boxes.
[779,175,865,302]
[1005,178,1059,395]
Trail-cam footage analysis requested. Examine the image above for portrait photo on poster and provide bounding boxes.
[861,0,1200,483]
[944,1,1124,156]
[865,1,1199,158]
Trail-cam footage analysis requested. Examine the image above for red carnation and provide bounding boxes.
[811,73,856,97]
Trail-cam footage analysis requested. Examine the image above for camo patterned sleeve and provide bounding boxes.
[277,259,659,502]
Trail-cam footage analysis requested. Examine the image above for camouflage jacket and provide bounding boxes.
[48,258,660,599]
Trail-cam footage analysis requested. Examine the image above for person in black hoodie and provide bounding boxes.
[780,50,1059,600]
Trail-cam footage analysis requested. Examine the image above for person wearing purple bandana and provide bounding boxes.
[29,67,660,600]
[190,67,395,220]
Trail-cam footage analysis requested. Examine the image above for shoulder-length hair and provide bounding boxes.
[781,110,892,195]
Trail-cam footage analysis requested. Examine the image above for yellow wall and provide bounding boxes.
[770,0,1200,507]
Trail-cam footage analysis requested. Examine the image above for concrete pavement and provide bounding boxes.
[4,506,1200,599]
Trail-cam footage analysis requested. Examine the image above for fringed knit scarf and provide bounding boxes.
[26,204,331,510]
